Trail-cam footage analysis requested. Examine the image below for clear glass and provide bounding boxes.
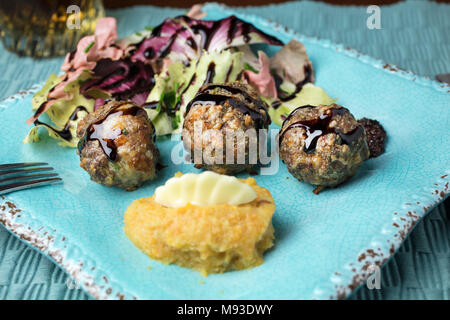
[0,0,104,57]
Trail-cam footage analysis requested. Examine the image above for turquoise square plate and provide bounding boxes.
[0,3,449,299]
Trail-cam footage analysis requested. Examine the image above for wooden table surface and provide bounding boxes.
[103,0,450,9]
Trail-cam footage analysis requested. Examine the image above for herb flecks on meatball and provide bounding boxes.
[358,117,386,158]
[278,104,369,193]
[77,101,159,191]
[182,82,271,175]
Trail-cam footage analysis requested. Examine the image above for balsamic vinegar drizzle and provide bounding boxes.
[89,121,121,162]
[32,73,69,120]
[139,15,283,61]
[151,23,163,37]
[186,36,197,51]
[226,16,239,44]
[191,25,208,50]
[34,15,284,146]
[193,16,252,51]
[159,29,181,58]
[274,63,314,103]
[34,106,88,142]
[174,74,197,112]
[225,62,233,83]
[185,93,267,129]
[241,22,251,43]
[271,100,281,109]
[78,103,142,161]
[204,84,270,121]
[143,74,198,115]
[184,84,270,129]
[278,105,364,153]
[182,74,197,95]
[142,101,159,109]
[81,58,156,103]
[144,47,155,59]
[68,50,76,62]
[202,62,216,88]
[33,97,55,120]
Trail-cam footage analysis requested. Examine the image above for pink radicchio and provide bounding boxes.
[80,58,156,107]
[270,39,315,101]
[186,4,207,20]
[61,17,122,72]
[131,15,283,65]
[27,18,123,125]
[243,51,277,99]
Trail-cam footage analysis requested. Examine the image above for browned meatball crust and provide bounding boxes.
[357,117,386,158]
[182,82,271,175]
[77,101,159,191]
[278,104,369,190]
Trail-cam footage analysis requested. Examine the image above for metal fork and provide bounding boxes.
[0,162,62,195]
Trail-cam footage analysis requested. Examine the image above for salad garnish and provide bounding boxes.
[25,5,334,147]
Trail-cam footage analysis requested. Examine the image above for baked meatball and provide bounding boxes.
[182,82,271,175]
[278,104,369,193]
[357,117,387,158]
[77,101,159,191]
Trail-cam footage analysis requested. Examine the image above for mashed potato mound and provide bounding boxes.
[124,176,275,275]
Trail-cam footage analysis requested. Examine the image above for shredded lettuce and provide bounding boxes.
[30,74,62,112]
[145,49,244,135]
[267,83,337,126]
[25,73,94,147]
[26,12,336,147]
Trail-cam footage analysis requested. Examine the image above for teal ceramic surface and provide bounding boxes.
[0,3,449,299]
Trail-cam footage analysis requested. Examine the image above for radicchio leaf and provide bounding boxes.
[144,49,244,135]
[270,39,315,101]
[242,51,277,99]
[131,15,283,65]
[80,58,156,106]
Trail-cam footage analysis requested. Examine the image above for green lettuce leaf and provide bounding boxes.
[30,74,62,111]
[268,83,337,126]
[145,49,244,135]
[25,72,94,147]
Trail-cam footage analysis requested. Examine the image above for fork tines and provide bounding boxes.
[0,162,62,195]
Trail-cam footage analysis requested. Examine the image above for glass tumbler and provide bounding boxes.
[0,0,104,57]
